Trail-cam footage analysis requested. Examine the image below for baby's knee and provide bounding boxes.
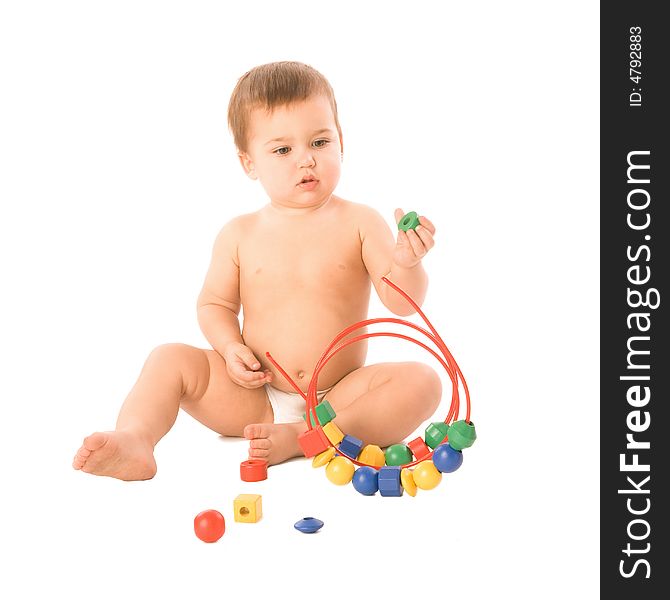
[147,344,211,391]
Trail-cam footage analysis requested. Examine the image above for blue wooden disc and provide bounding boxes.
[294,517,324,534]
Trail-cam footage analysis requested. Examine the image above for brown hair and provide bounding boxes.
[228,61,342,153]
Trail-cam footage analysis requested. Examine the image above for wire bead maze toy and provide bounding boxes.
[265,276,477,497]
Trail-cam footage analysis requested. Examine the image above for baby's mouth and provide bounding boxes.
[297,176,318,187]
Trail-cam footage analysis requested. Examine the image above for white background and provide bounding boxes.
[0,1,599,598]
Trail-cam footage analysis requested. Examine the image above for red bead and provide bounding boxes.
[194,509,225,543]
[407,436,432,461]
[240,459,268,482]
[297,427,331,457]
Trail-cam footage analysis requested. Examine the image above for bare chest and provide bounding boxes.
[239,223,367,295]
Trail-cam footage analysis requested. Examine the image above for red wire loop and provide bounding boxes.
[265,277,471,470]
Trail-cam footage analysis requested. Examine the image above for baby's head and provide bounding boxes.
[228,61,343,209]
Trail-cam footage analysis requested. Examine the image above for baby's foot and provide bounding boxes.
[244,422,305,466]
[72,430,157,481]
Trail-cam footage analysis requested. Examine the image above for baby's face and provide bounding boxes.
[240,95,342,210]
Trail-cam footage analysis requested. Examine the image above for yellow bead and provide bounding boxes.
[312,447,336,468]
[401,468,417,497]
[322,421,345,445]
[233,494,263,523]
[412,460,442,490]
[358,444,385,468]
[325,456,355,485]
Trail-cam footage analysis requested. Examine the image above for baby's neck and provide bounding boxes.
[266,195,336,217]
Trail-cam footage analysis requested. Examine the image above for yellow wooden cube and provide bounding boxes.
[234,494,263,523]
[322,421,344,445]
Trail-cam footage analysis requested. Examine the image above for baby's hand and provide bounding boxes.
[393,208,436,269]
[222,342,273,389]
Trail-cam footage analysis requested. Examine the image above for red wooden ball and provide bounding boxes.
[194,509,225,543]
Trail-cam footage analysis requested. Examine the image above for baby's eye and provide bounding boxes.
[312,139,330,148]
[273,146,291,156]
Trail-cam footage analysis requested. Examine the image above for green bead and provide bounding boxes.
[302,400,336,427]
[398,211,420,231]
[424,422,449,449]
[447,420,477,451]
[385,444,413,466]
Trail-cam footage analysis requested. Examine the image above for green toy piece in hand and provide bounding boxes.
[397,211,420,231]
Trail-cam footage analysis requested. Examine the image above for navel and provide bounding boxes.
[297,370,305,379]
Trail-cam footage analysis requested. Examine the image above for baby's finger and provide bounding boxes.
[418,215,436,235]
[396,229,409,247]
[237,347,261,371]
[236,375,267,390]
[394,208,405,225]
[415,225,435,251]
[406,229,427,258]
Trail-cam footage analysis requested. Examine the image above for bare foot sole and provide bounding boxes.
[72,430,157,481]
[244,422,304,466]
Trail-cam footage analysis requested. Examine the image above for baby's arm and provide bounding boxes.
[359,206,435,316]
[197,218,272,388]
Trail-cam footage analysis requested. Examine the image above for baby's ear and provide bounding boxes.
[237,151,258,180]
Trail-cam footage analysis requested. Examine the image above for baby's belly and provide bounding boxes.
[242,302,369,393]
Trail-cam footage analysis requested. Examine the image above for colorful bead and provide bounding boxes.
[358,444,385,468]
[193,509,226,542]
[325,456,355,485]
[447,420,477,450]
[233,494,263,523]
[294,517,324,534]
[385,443,413,466]
[378,466,403,497]
[425,422,449,449]
[400,468,417,497]
[412,461,442,490]
[398,211,420,231]
[338,434,364,460]
[432,443,463,473]
[352,466,379,496]
[297,427,330,457]
[239,459,268,482]
[407,437,432,461]
[322,421,344,445]
[303,400,336,427]
[312,447,336,468]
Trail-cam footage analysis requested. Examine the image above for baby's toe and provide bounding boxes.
[249,447,270,459]
[249,438,271,450]
[72,440,96,469]
[83,432,109,452]
[244,423,271,440]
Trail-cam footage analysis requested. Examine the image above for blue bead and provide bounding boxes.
[294,517,324,534]
[352,466,379,496]
[338,434,364,460]
[432,443,463,473]
[378,466,403,497]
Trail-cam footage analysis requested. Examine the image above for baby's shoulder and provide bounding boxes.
[216,211,261,238]
[334,197,389,239]
[334,196,385,224]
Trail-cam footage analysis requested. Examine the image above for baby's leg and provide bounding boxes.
[244,363,441,465]
[73,343,272,480]
[321,362,442,447]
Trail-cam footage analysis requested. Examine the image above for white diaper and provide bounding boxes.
[264,384,332,424]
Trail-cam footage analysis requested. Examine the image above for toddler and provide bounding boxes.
[73,61,441,480]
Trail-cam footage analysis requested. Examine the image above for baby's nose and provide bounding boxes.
[298,152,315,167]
